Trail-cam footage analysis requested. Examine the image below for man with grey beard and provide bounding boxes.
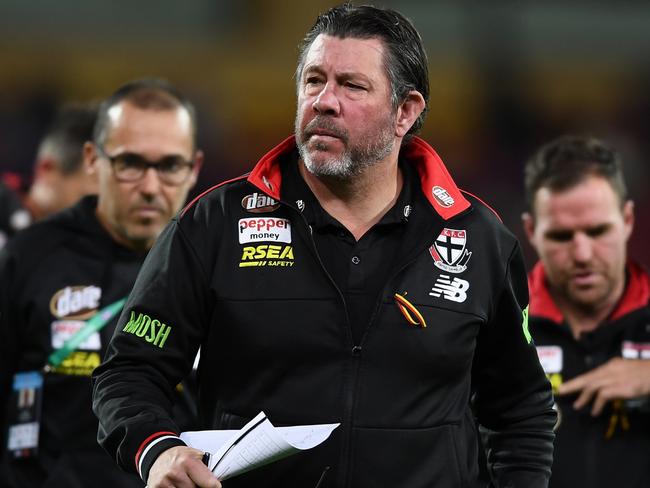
[93,5,555,488]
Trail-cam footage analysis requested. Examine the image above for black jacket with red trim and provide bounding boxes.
[0,197,146,488]
[0,196,198,488]
[528,261,650,488]
[93,136,555,487]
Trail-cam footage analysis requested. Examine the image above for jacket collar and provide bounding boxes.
[247,135,470,221]
[528,260,650,324]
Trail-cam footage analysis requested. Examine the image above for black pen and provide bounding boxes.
[211,415,268,474]
[202,452,211,467]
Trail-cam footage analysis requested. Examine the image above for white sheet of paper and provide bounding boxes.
[180,412,339,481]
[179,429,236,453]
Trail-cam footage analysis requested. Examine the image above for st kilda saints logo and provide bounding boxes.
[429,228,472,274]
[241,192,280,213]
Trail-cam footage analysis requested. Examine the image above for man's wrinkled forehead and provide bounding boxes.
[533,175,626,218]
[299,34,386,75]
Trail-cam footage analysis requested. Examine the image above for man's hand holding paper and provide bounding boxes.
[147,446,221,488]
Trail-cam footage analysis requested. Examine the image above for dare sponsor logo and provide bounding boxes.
[49,286,102,320]
[238,217,291,244]
[241,192,280,213]
[432,186,454,208]
[239,244,294,268]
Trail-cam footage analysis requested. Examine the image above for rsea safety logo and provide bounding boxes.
[49,285,102,320]
[122,311,172,348]
[51,351,101,376]
[239,245,294,268]
[238,218,291,244]
[241,192,280,213]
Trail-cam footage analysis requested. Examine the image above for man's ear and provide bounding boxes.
[188,150,204,189]
[622,199,635,242]
[83,142,99,175]
[395,90,426,138]
[522,211,536,248]
[33,157,57,179]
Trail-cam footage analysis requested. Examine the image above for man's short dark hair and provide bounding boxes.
[524,135,628,212]
[38,103,98,174]
[94,78,198,149]
[296,3,429,139]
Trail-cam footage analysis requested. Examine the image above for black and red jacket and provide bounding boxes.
[0,197,197,488]
[529,261,650,488]
[0,197,148,488]
[93,137,556,487]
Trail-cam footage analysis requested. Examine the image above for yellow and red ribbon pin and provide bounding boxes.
[394,292,426,328]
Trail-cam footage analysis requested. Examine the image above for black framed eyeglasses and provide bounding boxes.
[96,145,195,186]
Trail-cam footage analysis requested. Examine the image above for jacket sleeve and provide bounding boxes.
[472,242,556,487]
[92,216,211,482]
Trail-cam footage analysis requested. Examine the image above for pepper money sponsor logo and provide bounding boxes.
[51,320,101,351]
[238,217,291,244]
[536,345,563,373]
[622,341,650,359]
[122,311,172,348]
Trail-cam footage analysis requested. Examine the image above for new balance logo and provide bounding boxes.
[429,275,470,303]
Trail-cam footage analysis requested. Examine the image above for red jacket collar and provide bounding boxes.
[247,135,471,221]
[528,261,650,324]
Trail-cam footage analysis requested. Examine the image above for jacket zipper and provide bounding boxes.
[283,201,362,487]
[283,199,455,487]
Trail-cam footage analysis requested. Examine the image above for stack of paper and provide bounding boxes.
[180,412,339,481]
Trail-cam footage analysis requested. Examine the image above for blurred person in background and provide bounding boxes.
[0,181,30,250]
[92,5,555,488]
[523,135,650,488]
[23,102,99,221]
[0,78,202,488]
[0,103,97,250]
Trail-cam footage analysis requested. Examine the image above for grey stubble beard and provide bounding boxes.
[296,115,395,181]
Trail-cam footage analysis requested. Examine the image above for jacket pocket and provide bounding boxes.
[349,423,476,488]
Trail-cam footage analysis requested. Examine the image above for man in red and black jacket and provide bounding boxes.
[92,5,556,488]
[522,136,650,488]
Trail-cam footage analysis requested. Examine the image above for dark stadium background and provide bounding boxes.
[0,0,648,270]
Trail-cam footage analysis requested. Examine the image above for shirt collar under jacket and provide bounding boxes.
[279,150,414,231]
[528,260,650,325]
[246,135,471,221]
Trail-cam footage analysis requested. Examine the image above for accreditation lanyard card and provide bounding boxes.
[6,371,44,459]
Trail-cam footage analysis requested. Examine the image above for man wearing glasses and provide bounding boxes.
[0,78,201,488]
